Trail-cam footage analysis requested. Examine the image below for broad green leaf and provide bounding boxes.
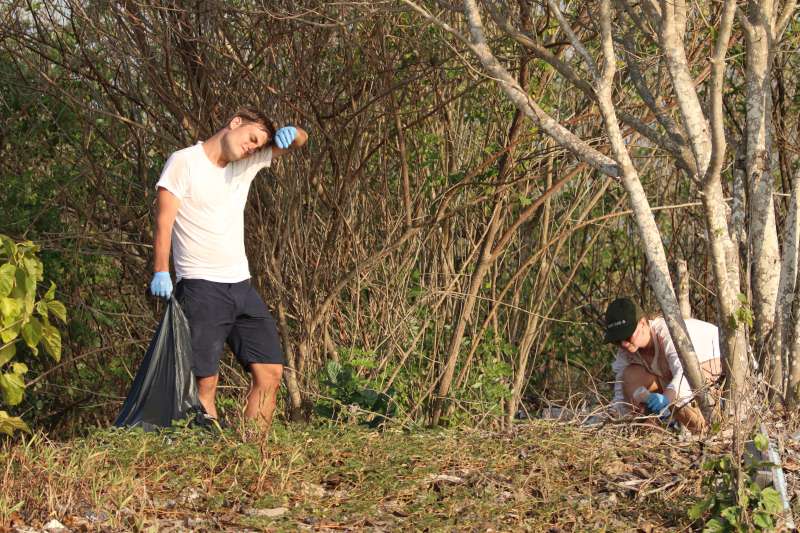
[688,497,712,520]
[16,241,39,255]
[41,324,61,362]
[10,362,27,375]
[12,268,35,315]
[738,489,750,510]
[753,511,774,530]
[21,317,43,351]
[47,300,67,323]
[22,256,43,282]
[326,360,342,383]
[754,433,769,452]
[0,235,16,260]
[36,300,49,319]
[0,297,23,323]
[0,264,15,298]
[737,293,748,304]
[0,321,21,344]
[0,371,25,405]
[44,281,56,301]
[11,269,27,299]
[0,342,16,367]
[702,518,725,533]
[0,410,29,435]
[719,506,739,526]
[760,487,783,514]
[358,389,379,407]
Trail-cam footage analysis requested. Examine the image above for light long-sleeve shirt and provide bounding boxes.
[611,317,720,414]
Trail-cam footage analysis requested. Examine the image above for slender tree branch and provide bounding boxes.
[545,0,599,79]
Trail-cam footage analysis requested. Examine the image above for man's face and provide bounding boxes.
[222,118,270,161]
[619,318,650,353]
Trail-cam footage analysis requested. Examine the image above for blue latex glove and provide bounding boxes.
[645,392,670,419]
[274,126,297,149]
[150,271,173,299]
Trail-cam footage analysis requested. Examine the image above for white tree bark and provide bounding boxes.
[731,157,749,290]
[658,0,711,174]
[702,0,750,416]
[777,166,800,400]
[676,259,691,318]
[653,0,752,416]
[790,277,800,406]
[740,0,790,388]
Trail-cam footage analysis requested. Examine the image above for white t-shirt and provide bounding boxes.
[611,317,720,413]
[156,143,272,282]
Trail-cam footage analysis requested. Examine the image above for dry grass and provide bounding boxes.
[9,418,784,531]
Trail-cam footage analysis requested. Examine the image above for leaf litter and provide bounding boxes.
[2,418,799,531]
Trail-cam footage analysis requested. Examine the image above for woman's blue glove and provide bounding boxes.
[150,271,172,299]
[645,392,670,419]
[274,126,297,149]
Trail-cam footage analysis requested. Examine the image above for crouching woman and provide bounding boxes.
[604,297,721,433]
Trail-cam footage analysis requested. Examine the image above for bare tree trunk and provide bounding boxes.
[741,2,781,384]
[675,259,691,318]
[276,301,304,420]
[505,161,553,426]
[657,0,711,174]
[790,289,800,406]
[731,158,749,292]
[773,164,800,401]
[783,166,800,406]
[506,209,608,426]
[430,202,504,425]
[428,51,529,424]
[702,0,749,419]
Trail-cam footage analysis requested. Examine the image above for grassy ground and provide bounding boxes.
[0,420,715,532]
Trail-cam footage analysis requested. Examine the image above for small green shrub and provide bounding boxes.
[0,235,67,434]
[443,329,513,425]
[689,433,785,532]
[315,354,394,427]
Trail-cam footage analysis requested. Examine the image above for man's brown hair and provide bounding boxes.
[228,106,277,142]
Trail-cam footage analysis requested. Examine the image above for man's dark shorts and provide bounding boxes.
[175,278,285,377]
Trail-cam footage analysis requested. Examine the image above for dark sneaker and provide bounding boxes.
[191,411,228,433]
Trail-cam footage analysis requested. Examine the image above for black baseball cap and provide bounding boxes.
[604,298,644,343]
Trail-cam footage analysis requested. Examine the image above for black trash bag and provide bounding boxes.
[114,298,204,430]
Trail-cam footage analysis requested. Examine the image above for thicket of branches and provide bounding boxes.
[1,1,797,433]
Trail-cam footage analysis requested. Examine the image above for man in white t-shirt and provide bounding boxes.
[149,106,308,431]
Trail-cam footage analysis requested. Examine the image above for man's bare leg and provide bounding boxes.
[197,374,219,419]
[245,363,283,429]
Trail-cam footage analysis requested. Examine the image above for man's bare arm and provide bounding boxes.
[153,187,180,272]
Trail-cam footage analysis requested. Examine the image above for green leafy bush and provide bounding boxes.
[689,433,785,532]
[316,354,395,427]
[0,235,66,434]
